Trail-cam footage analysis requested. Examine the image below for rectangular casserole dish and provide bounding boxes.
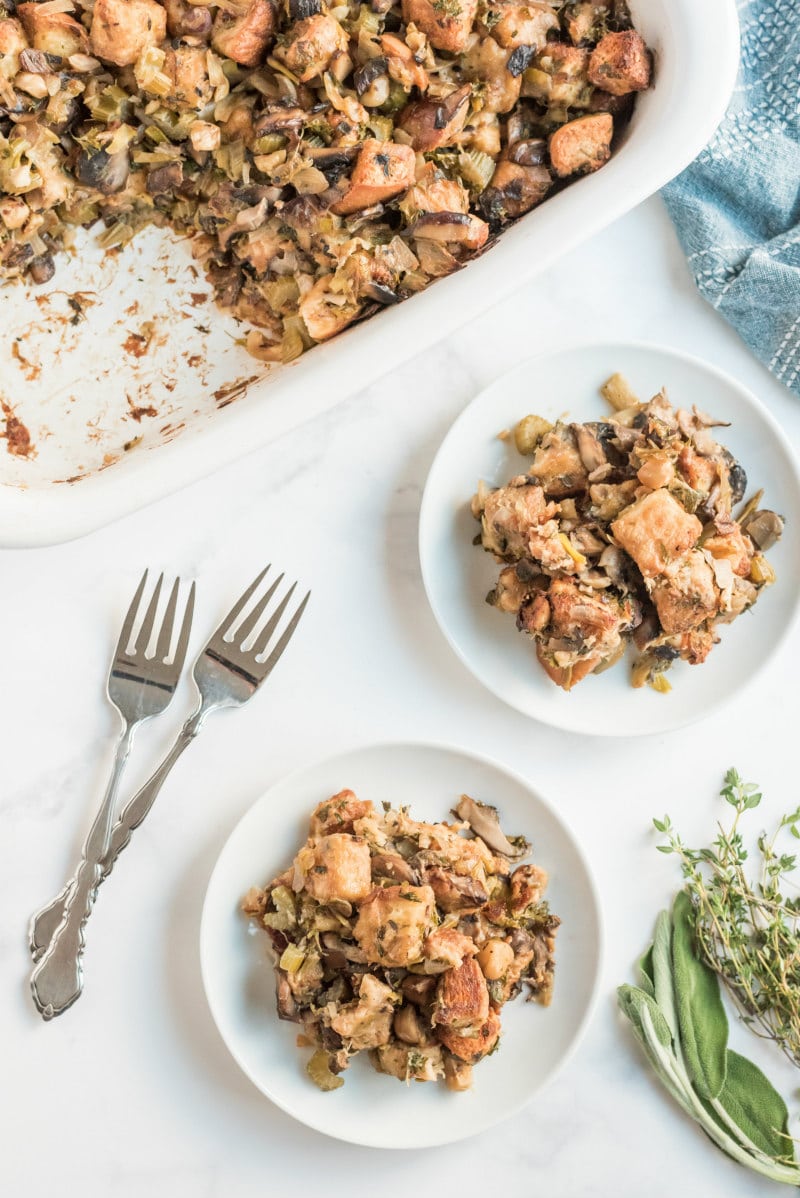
[0,0,739,547]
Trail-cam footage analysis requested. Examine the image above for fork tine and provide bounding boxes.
[258,590,310,676]
[133,572,164,657]
[115,570,148,659]
[171,581,196,676]
[233,573,284,646]
[215,566,270,640]
[252,580,295,657]
[155,577,180,662]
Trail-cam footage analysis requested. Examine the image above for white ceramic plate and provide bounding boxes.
[200,741,601,1148]
[419,342,800,737]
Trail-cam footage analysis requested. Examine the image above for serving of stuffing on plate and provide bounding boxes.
[471,375,784,691]
[1,0,650,363]
[242,788,559,1090]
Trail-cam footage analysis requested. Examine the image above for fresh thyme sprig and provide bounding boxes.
[655,768,800,1068]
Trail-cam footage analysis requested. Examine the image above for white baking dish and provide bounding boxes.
[0,0,739,548]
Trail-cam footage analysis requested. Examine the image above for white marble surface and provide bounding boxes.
[3,194,800,1197]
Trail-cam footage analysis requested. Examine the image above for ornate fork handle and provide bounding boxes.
[101,707,208,874]
[30,726,134,1019]
[29,707,216,964]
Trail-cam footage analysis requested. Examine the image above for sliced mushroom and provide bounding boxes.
[481,160,550,221]
[307,144,359,183]
[401,974,437,1005]
[362,281,399,305]
[721,448,747,506]
[353,55,388,96]
[508,137,547,167]
[571,525,607,556]
[572,422,608,472]
[396,85,471,152]
[443,1053,473,1091]
[506,44,535,76]
[320,933,368,964]
[413,237,460,278]
[598,543,627,587]
[288,0,323,17]
[28,254,55,284]
[741,508,784,551]
[19,48,51,73]
[276,970,299,1021]
[164,0,212,39]
[412,211,488,251]
[393,1004,425,1045]
[74,146,129,194]
[146,161,183,196]
[421,865,488,912]
[370,852,420,884]
[454,794,529,858]
[254,105,307,133]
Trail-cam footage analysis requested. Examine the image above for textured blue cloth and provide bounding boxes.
[661,0,800,396]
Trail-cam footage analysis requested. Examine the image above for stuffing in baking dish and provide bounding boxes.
[471,375,784,691]
[1,0,650,363]
[242,789,559,1090]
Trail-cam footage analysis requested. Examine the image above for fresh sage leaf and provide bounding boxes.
[618,983,673,1050]
[652,909,678,1042]
[671,890,728,1100]
[716,1051,794,1162]
[620,891,800,1186]
[638,944,656,997]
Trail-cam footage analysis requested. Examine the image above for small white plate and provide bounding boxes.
[200,741,602,1148]
[419,342,800,737]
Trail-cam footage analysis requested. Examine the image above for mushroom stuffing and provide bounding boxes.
[472,375,784,691]
[242,788,559,1090]
[1,0,651,362]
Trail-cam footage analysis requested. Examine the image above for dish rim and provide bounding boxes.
[418,337,800,737]
[0,0,740,548]
[199,736,605,1148]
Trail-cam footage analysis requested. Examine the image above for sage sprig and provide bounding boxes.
[618,894,799,1184]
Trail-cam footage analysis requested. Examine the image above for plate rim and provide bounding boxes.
[418,338,800,738]
[199,737,605,1149]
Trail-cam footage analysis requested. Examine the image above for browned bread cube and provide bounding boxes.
[301,834,373,904]
[402,0,479,53]
[89,0,165,67]
[434,958,490,1029]
[588,30,651,96]
[211,0,275,67]
[651,551,719,634]
[331,140,416,216]
[509,863,548,914]
[310,790,375,836]
[549,113,613,177]
[611,489,702,579]
[436,1008,501,1062]
[484,1,558,50]
[354,884,436,966]
[273,12,346,80]
[18,4,89,57]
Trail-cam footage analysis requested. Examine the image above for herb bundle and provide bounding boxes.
[655,769,800,1067]
[618,770,800,1184]
[619,894,799,1184]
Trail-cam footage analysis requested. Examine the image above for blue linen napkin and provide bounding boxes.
[661,0,800,396]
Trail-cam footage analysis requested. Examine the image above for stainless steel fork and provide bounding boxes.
[94,567,309,881]
[30,571,195,1018]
